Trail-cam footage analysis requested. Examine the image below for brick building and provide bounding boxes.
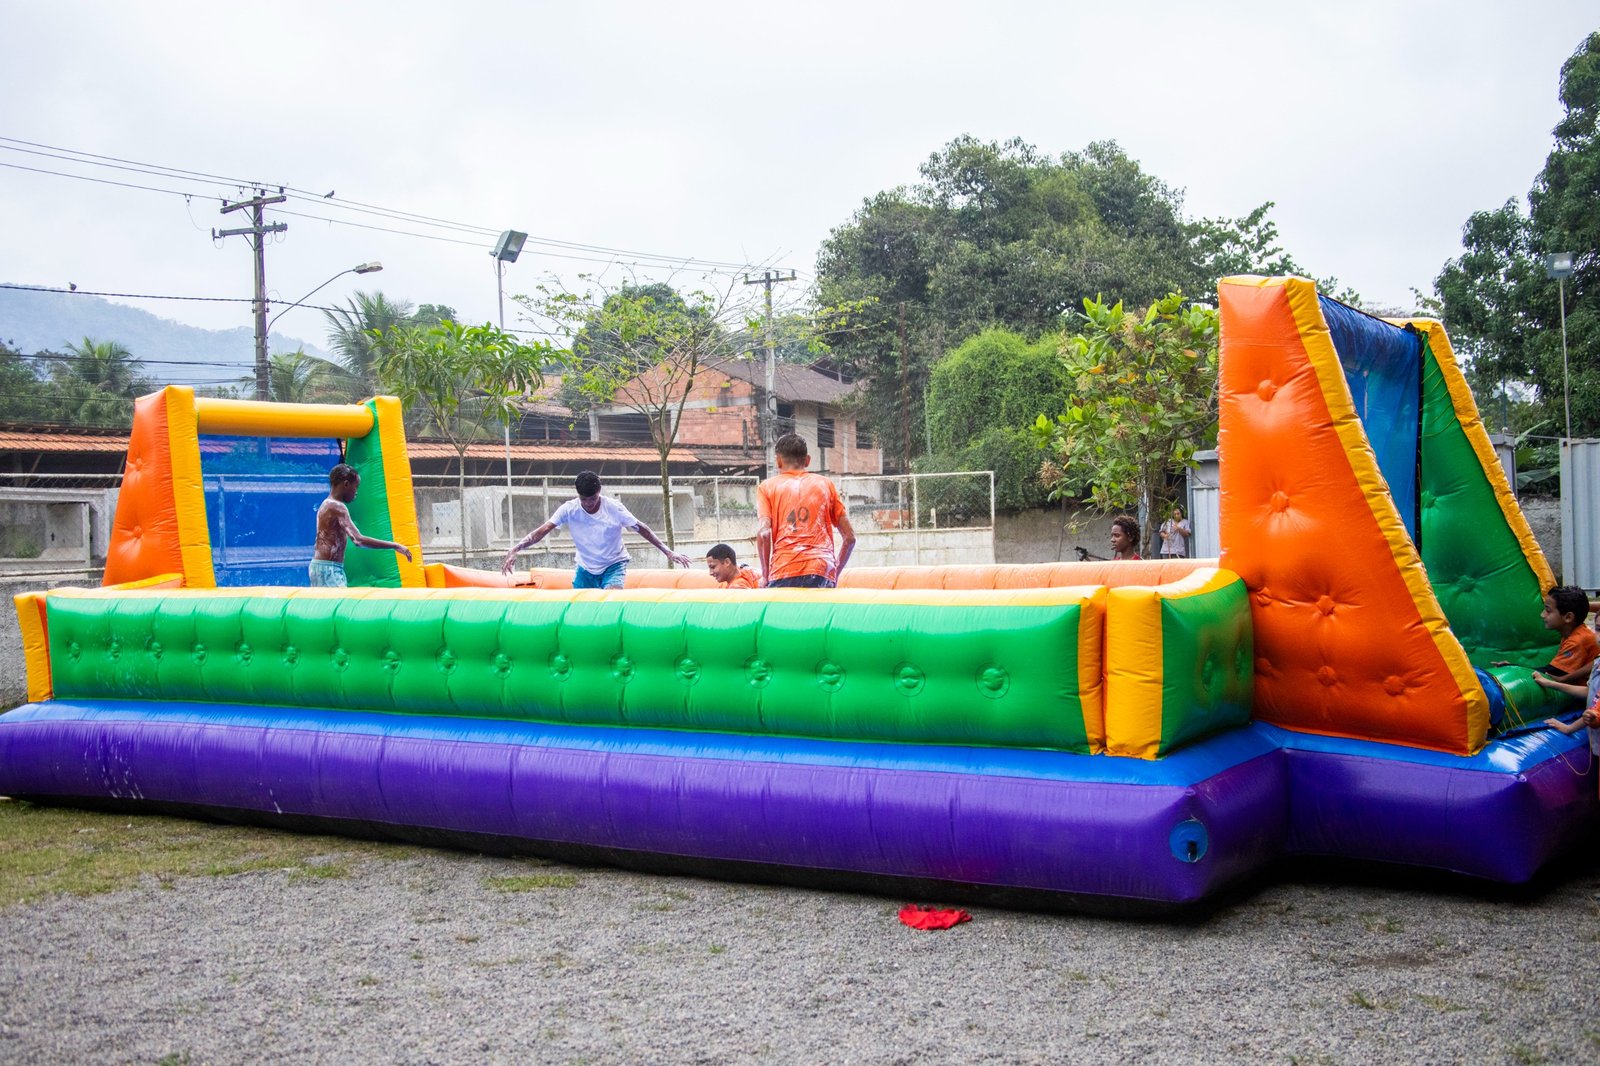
[590,356,885,475]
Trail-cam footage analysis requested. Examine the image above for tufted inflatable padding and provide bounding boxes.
[103,391,186,586]
[1407,325,1557,666]
[343,397,426,590]
[1104,570,1253,758]
[41,586,1104,753]
[1219,277,1488,754]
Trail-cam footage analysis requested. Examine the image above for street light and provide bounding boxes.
[257,261,383,399]
[1545,251,1575,441]
[492,231,528,547]
[266,261,383,336]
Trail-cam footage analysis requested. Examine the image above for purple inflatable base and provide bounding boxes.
[0,702,1287,915]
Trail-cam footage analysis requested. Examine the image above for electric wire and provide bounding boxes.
[2,137,788,274]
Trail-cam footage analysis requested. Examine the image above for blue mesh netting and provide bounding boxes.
[200,435,342,587]
[1320,297,1423,543]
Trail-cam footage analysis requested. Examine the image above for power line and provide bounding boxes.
[2,135,787,274]
[0,136,269,191]
[0,160,220,202]
[0,142,251,195]
[0,282,253,304]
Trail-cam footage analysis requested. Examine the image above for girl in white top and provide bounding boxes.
[1158,505,1192,559]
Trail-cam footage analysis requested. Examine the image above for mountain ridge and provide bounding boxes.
[0,285,329,370]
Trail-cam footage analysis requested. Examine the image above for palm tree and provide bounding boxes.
[55,338,148,396]
[266,350,344,404]
[322,291,415,399]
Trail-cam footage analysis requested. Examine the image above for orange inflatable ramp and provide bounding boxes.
[1218,277,1487,754]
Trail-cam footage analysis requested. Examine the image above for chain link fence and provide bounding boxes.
[0,469,995,579]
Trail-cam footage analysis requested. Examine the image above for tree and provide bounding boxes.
[0,339,48,424]
[1435,32,1600,438]
[54,337,148,396]
[322,291,417,399]
[1187,202,1361,304]
[373,319,557,563]
[265,350,343,404]
[41,337,151,428]
[519,277,752,549]
[815,136,1337,469]
[1033,293,1219,557]
[921,328,1073,511]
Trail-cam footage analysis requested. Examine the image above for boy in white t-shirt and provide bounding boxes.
[500,470,690,588]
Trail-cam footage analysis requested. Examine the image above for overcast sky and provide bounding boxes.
[2,1,1594,370]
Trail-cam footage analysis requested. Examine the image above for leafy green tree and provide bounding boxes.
[1187,202,1361,304]
[519,278,751,548]
[816,136,1340,469]
[921,328,1073,510]
[1435,32,1600,437]
[1033,293,1219,556]
[373,320,557,562]
[322,291,417,399]
[0,339,49,424]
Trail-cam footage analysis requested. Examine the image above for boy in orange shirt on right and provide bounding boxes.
[757,433,856,589]
[1494,584,1599,683]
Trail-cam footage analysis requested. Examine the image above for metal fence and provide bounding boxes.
[0,468,996,578]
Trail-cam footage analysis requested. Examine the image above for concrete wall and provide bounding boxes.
[994,506,1121,564]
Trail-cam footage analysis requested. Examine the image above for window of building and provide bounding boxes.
[856,422,875,449]
[816,416,836,449]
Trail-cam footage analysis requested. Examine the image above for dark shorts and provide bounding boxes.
[767,574,834,589]
[573,561,627,589]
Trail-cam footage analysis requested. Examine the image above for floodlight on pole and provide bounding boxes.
[266,261,384,334]
[492,230,528,550]
[1545,251,1575,442]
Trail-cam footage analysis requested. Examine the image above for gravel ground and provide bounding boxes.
[2,844,1599,1065]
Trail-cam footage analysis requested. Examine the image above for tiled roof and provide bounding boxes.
[0,429,127,453]
[409,439,699,463]
[712,358,858,405]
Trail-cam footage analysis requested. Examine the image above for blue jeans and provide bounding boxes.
[767,574,834,589]
[573,561,627,589]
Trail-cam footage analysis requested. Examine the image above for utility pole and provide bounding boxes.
[215,190,287,401]
[742,269,796,476]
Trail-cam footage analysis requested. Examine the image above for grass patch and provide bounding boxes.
[0,798,412,909]
[1414,993,1468,1013]
[485,873,579,892]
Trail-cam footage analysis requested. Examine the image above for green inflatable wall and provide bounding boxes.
[45,590,1102,753]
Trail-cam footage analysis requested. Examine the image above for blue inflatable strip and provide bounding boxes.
[5,700,1281,788]
[1256,721,1588,774]
[1320,297,1421,542]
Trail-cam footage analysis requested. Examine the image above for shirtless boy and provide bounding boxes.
[310,463,413,587]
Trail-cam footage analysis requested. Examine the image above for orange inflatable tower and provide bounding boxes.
[1218,277,1488,755]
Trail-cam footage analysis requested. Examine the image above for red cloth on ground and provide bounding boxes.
[898,904,972,930]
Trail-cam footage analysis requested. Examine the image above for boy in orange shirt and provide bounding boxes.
[1495,585,1598,683]
[757,433,856,589]
[706,543,761,588]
